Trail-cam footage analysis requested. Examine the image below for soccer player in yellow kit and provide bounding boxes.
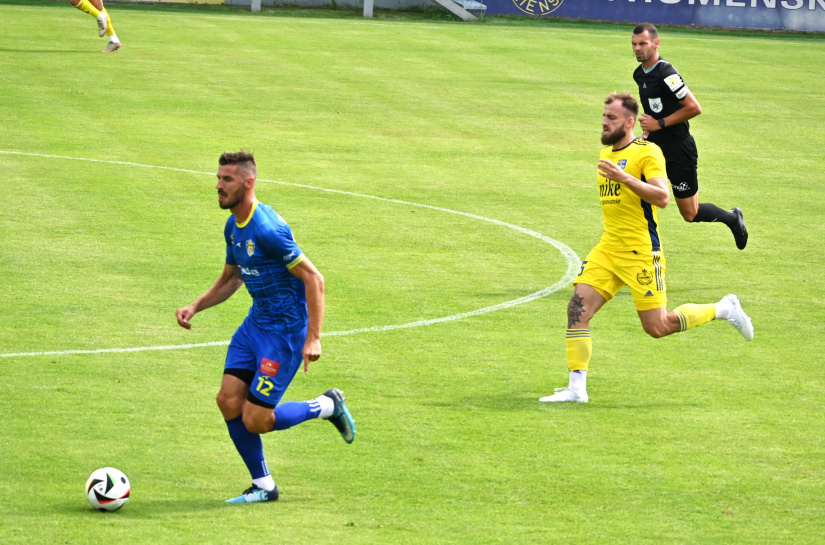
[70,0,121,52]
[539,92,753,403]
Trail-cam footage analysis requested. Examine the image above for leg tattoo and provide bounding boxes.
[568,291,586,328]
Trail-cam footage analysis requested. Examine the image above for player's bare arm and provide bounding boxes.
[598,159,670,209]
[640,90,702,133]
[176,264,244,329]
[288,257,325,372]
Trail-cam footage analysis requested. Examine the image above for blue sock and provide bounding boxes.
[225,415,270,480]
[272,400,322,431]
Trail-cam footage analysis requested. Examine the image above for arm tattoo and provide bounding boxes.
[567,291,586,328]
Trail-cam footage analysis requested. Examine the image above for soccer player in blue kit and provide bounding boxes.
[176,151,355,503]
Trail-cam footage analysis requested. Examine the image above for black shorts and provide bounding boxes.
[656,135,699,199]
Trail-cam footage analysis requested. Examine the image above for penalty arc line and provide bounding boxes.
[0,150,580,358]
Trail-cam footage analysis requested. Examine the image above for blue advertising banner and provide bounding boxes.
[486,0,825,31]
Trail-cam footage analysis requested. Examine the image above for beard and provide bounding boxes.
[218,191,243,210]
[601,126,627,146]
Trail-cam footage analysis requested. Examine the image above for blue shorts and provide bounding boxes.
[224,316,307,408]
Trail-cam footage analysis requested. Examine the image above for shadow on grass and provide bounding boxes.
[432,393,703,411]
[57,498,230,517]
[0,49,97,54]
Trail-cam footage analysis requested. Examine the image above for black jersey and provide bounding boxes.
[633,59,691,144]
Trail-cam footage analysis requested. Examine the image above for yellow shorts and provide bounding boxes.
[573,244,667,311]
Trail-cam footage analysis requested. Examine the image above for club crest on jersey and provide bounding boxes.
[649,97,663,113]
[247,240,255,256]
[260,358,281,377]
[618,159,628,170]
[637,269,653,286]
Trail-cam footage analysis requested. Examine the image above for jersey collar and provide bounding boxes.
[236,200,259,228]
[642,59,664,74]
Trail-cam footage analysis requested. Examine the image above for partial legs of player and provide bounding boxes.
[540,287,753,403]
[69,0,121,52]
[218,375,355,503]
[539,284,604,403]
[676,195,749,250]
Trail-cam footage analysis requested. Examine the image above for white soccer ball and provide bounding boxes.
[85,467,131,512]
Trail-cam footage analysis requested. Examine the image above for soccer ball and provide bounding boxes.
[85,467,131,512]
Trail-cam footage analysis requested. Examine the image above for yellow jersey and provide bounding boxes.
[597,138,668,252]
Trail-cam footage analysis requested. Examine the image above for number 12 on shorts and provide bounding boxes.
[256,376,274,396]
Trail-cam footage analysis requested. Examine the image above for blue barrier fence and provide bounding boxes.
[484,0,825,31]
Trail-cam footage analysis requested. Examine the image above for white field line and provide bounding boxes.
[0,150,579,358]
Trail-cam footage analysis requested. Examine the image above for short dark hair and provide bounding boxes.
[633,22,658,39]
[605,92,639,118]
[219,151,256,176]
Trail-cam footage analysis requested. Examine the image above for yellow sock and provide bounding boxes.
[102,8,115,37]
[73,0,101,18]
[673,304,716,332]
[566,329,592,372]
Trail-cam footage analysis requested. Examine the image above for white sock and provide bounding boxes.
[109,33,119,43]
[252,475,276,492]
[315,394,335,419]
[569,370,587,393]
[714,298,732,320]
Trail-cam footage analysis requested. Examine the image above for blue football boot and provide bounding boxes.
[225,484,279,503]
[323,388,356,444]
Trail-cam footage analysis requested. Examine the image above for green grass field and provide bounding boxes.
[1,2,824,543]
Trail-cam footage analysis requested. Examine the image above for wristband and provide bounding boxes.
[658,118,666,129]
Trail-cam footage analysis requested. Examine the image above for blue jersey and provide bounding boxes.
[224,201,307,332]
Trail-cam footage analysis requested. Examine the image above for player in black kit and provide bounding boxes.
[632,23,748,250]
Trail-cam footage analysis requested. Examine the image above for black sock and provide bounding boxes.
[692,203,736,226]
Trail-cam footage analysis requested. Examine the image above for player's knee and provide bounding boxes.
[681,209,696,222]
[642,322,668,339]
[216,389,244,416]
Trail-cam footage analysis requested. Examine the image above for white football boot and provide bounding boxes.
[539,388,589,403]
[96,13,108,37]
[723,294,754,341]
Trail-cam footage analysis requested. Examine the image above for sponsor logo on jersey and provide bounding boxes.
[649,97,663,113]
[284,250,297,262]
[260,358,281,377]
[240,266,260,276]
[511,0,564,16]
[599,180,621,198]
[618,159,627,170]
[637,269,653,286]
[247,240,255,256]
[672,182,691,192]
[644,290,654,297]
